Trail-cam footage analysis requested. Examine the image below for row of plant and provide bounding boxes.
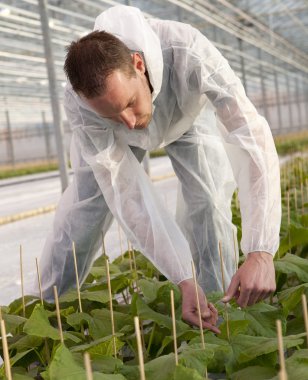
[0,155,308,379]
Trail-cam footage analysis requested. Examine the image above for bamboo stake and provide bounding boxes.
[191,261,208,379]
[72,242,83,313]
[170,290,178,365]
[20,245,25,317]
[301,182,305,214]
[218,242,226,294]
[0,319,12,380]
[191,261,205,349]
[287,191,291,251]
[35,257,43,305]
[302,294,308,348]
[53,286,64,343]
[106,258,117,357]
[84,352,94,380]
[34,259,51,362]
[276,320,288,380]
[102,233,106,257]
[294,188,298,212]
[218,242,230,341]
[134,316,146,380]
[306,178,308,201]
[127,240,133,273]
[117,222,124,260]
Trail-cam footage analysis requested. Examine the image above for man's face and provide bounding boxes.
[84,53,152,130]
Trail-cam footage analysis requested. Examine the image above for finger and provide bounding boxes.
[182,309,220,334]
[247,291,261,306]
[202,321,221,334]
[207,303,218,324]
[222,275,240,303]
[236,288,251,308]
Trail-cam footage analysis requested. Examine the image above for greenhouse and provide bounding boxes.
[0,1,308,379]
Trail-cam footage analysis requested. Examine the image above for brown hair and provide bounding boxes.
[64,30,135,98]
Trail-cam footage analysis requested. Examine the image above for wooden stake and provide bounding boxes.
[218,242,230,341]
[72,242,83,313]
[191,261,205,349]
[117,222,124,260]
[84,352,93,380]
[134,316,146,380]
[53,286,64,343]
[302,294,308,348]
[294,188,298,212]
[20,245,25,317]
[170,290,178,365]
[218,242,226,295]
[301,182,305,214]
[0,319,12,380]
[127,240,133,273]
[287,191,291,250]
[35,257,43,305]
[102,233,106,257]
[276,320,288,380]
[106,258,117,357]
[191,261,208,378]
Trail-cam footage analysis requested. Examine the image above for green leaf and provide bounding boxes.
[275,253,308,282]
[231,333,305,364]
[279,224,308,255]
[219,319,250,340]
[138,278,165,303]
[135,296,188,334]
[47,344,126,380]
[178,343,214,376]
[173,365,204,379]
[59,289,110,304]
[71,335,124,357]
[23,304,62,340]
[23,304,80,342]
[10,335,43,352]
[9,349,34,366]
[230,365,277,380]
[1,313,27,334]
[278,283,308,313]
[144,353,176,380]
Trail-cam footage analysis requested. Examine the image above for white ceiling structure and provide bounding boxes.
[0,0,307,132]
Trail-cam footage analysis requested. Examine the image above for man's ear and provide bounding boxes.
[131,52,145,74]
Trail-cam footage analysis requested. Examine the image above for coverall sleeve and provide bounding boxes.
[191,29,281,256]
[65,89,193,284]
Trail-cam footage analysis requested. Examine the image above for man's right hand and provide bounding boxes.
[178,278,220,334]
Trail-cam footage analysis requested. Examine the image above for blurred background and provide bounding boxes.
[0,0,308,174]
[0,0,308,305]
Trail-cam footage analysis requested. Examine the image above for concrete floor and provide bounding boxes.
[0,156,178,306]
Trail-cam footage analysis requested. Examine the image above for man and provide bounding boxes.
[39,5,281,332]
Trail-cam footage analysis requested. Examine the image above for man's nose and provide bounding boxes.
[120,109,136,130]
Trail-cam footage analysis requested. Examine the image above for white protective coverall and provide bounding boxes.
[39,5,281,300]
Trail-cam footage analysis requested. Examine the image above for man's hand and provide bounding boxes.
[222,251,276,307]
[178,278,220,334]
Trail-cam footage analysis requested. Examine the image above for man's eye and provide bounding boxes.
[128,99,135,107]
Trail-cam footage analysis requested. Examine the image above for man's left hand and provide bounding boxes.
[221,251,276,307]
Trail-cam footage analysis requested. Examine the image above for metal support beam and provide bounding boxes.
[5,109,15,166]
[273,58,282,131]
[42,110,52,161]
[258,48,269,122]
[38,0,69,192]
[238,38,247,94]
[295,76,302,129]
[285,74,294,130]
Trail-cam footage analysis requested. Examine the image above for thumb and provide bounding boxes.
[221,275,240,303]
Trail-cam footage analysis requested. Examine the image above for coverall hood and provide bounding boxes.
[94,5,163,102]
